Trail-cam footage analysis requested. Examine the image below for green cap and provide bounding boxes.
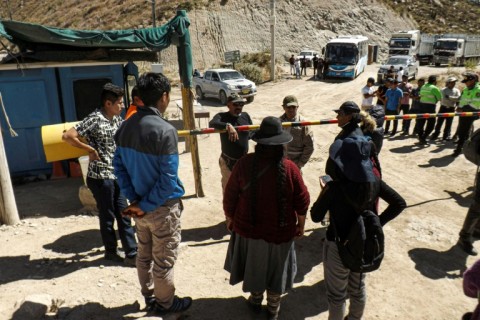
[282,95,298,107]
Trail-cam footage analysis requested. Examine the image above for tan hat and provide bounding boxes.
[446,76,458,83]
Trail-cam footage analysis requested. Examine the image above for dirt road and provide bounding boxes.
[1,64,479,319]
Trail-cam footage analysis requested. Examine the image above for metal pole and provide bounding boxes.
[151,0,156,28]
[151,0,162,63]
[5,0,13,20]
[270,0,276,81]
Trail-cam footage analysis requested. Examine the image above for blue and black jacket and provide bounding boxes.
[113,106,185,213]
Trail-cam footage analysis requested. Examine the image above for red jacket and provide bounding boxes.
[223,153,310,244]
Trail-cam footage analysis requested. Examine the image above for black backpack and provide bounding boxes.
[333,209,385,273]
[463,128,480,166]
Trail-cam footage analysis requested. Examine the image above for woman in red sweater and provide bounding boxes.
[223,116,310,320]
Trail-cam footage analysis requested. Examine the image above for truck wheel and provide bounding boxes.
[195,86,204,100]
[435,62,440,67]
[219,90,228,105]
[246,97,254,103]
[377,75,383,84]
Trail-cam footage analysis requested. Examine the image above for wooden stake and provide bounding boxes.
[0,115,20,225]
[181,86,205,197]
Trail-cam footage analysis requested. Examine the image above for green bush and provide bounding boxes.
[235,63,264,84]
[465,58,478,71]
[233,51,284,83]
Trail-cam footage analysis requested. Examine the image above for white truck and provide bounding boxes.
[388,31,440,65]
[433,34,480,66]
[417,34,440,65]
[193,68,257,104]
[388,30,421,56]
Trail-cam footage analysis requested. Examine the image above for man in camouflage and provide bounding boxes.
[279,95,314,171]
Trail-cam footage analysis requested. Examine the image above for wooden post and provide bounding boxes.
[0,120,20,225]
[181,86,205,197]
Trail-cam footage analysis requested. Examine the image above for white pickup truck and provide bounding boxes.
[193,68,257,104]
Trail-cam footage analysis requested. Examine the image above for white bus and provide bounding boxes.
[324,35,369,79]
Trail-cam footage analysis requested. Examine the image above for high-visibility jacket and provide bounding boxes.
[459,83,480,110]
[419,83,442,105]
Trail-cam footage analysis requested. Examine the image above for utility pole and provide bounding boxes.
[270,0,276,81]
[5,0,13,20]
[150,0,162,63]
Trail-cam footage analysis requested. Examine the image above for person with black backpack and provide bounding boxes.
[310,123,406,320]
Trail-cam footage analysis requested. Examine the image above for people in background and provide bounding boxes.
[209,94,253,192]
[384,79,403,136]
[125,86,144,120]
[452,72,480,157]
[398,75,413,135]
[430,76,461,141]
[361,77,376,111]
[416,75,442,145]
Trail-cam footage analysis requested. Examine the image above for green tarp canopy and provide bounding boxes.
[0,10,193,87]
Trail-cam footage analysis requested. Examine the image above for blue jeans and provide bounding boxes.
[87,177,137,257]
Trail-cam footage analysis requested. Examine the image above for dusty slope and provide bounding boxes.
[1,0,415,70]
[1,64,480,320]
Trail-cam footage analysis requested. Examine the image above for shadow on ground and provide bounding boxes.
[182,221,230,243]
[408,245,469,280]
[0,229,129,286]
[14,177,84,219]
[295,227,326,283]
[43,229,103,254]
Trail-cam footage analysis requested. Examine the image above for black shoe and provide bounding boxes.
[152,296,193,315]
[429,133,439,141]
[418,138,429,145]
[145,296,156,312]
[104,249,125,262]
[457,239,478,256]
[452,150,461,157]
[390,131,397,136]
[443,136,451,141]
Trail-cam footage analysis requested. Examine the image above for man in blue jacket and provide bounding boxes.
[113,73,192,316]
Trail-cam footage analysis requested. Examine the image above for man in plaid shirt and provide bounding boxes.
[62,83,137,266]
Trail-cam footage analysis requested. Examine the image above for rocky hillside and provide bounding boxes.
[381,0,480,34]
[1,0,419,71]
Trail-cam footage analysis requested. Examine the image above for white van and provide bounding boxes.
[298,49,319,67]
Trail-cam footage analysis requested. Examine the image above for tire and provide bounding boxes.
[377,75,383,84]
[435,62,440,67]
[219,90,227,105]
[195,86,204,100]
[412,69,417,80]
[246,96,254,103]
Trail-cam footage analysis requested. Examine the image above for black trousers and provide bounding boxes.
[384,109,398,134]
[456,117,476,152]
[433,105,455,139]
[416,103,436,139]
[399,104,411,132]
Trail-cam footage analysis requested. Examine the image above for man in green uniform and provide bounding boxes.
[453,72,480,157]
[417,75,442,145]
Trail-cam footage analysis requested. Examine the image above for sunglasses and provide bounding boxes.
[233,103,245,107]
